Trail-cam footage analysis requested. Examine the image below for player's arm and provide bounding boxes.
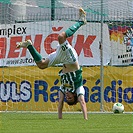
[58,91,65,119]
[78,95,88,120]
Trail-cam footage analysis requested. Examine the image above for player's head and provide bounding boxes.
[65,91,78,105]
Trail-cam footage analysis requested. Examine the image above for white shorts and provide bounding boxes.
[48,40,78,67]
[76,86,85,97]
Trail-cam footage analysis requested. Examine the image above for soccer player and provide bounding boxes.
[17,8,88,120]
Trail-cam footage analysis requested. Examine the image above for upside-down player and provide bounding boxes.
[17,8,88,120]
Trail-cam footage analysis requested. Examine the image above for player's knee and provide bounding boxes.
[58,33,64,41]
[58,32,66,44]
[36,60,48,69]
[37,64,44,69]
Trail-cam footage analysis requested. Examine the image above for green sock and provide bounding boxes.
[65,21,84,37]
[27,45,42,62]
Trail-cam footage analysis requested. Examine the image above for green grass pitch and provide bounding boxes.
[0,112,132,133]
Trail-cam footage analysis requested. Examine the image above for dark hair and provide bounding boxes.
[66,93,78,105]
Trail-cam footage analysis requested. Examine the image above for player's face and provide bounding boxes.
[65,91,74,103]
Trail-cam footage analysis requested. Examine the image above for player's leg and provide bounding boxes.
[58,8,87,44]
[16,40,49,69]
[65,8,87,38]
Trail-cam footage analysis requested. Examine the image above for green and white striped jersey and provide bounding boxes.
[59,67,83,94]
